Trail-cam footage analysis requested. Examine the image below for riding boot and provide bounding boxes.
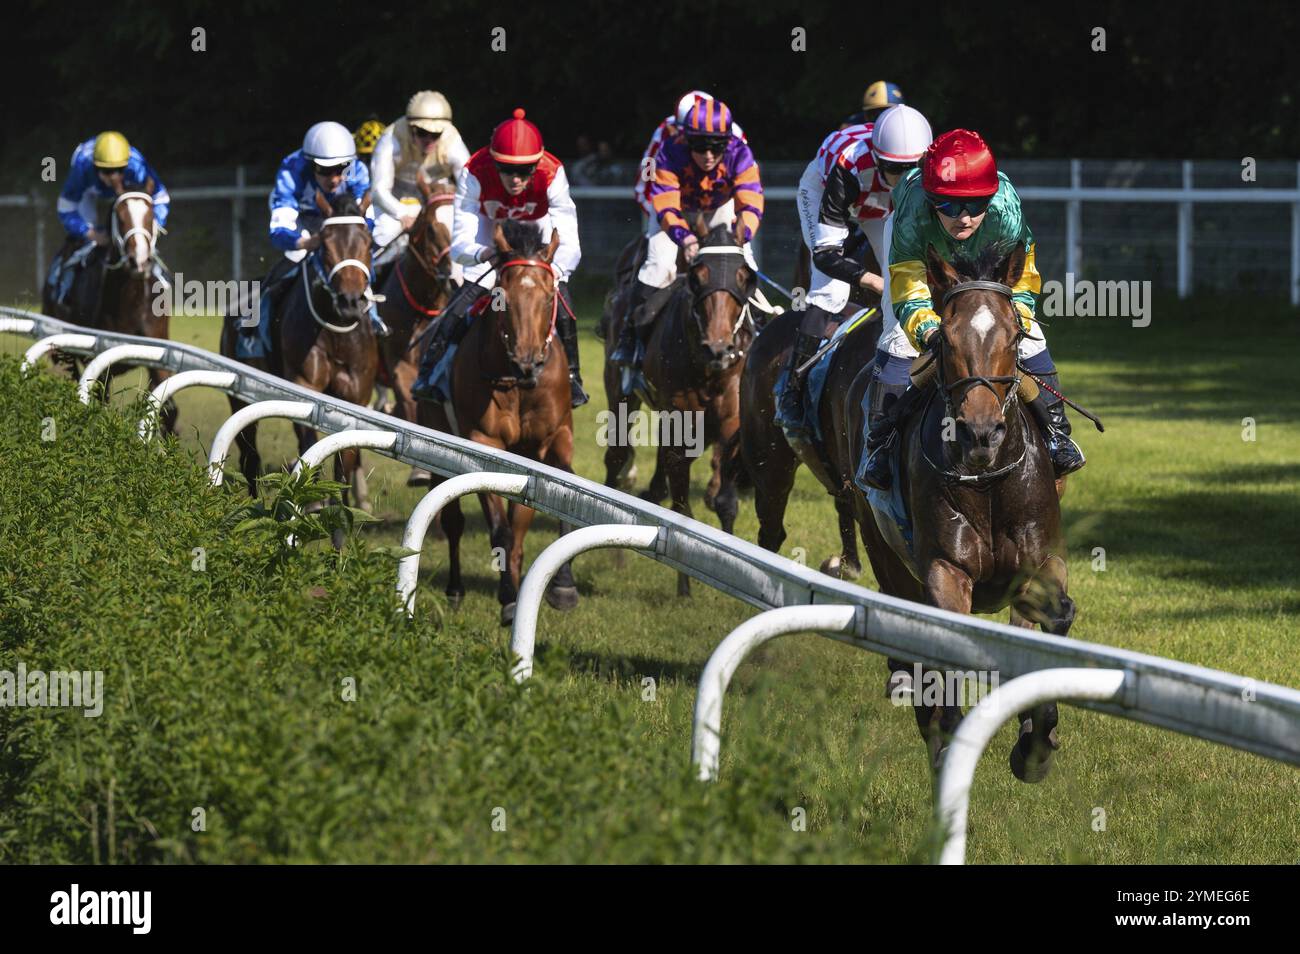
[412,283,488,402]
[859,381,926,492]
[1025,374,1085,476]
[611,280,654,366]
[369,302,392,338]
[556,284,588,408]
[776,331,824,444]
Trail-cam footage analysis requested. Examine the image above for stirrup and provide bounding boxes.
[570,375,589,408]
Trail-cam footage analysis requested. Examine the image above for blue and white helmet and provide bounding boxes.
[302,122,357,165]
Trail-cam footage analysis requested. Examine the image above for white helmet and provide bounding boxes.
[406,90,452,134]
[674,90,713,125]
[870,105,933,164]
[302,121,357,164]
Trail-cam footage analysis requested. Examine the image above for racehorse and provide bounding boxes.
[43,183,175,432]
[373,175,457,487]
[422,220,579,625]
[219,190,379,513]
[600,221,755,596]
[741,240,1074,782]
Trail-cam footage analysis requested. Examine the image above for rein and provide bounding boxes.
[483,257,564,386]
[105,191,157,271]
[303,248,372,333]
[396,193,456,317]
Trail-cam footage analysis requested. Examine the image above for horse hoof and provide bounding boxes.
[819,555,862,580]
[616,464,638,491]
[1009,720,1057,784]
[407,466,433,488]
[544,585,580,611]
[445,591,463,610]
[500,602,516,627]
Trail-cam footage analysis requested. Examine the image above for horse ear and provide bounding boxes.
[360,190,372,216]
[924,244,960,300]
[314,189,333,217]
[493,223,512,254]
[541,229,561,264]
[1000,242,1026,287]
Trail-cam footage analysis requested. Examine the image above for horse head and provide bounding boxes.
[109,178,157,278]
[312,189,374,327]
[924,240,1028,471]
[410,174,456,305]
[685,216,755,374]
[491,219,560,386]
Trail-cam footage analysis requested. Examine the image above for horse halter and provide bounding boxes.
[924,279,1029,487]
[105,191,157,270]
[689,245,756,359]
[398,193,456,317]
[490,257,574,382]
[302,215,375,333]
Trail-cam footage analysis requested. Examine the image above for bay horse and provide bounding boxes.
[43,183,175,432]
[373,175,457,487]
[601,221,754,596]
[422,220,578,625]
[219,190,379,516]
[741,241,1073,783]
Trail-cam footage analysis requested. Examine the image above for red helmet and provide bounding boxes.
[490,107,544,165]
[922,129,998,197]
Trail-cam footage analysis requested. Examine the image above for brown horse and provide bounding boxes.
[44,183,175,431]
[601,222,754,596]
[422,219,578,625]
[741,241,1073,782]
[373,176,457,487]
[219,190,378,508]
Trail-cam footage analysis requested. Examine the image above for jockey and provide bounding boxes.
[237,121,376,359]
[612,97,763,395]
[840,79,905,130]
[369,91,470,270]
[354,117,385,160]
[777,104,932,441]
[634,90,746,223]
[858,128,1086,490]
[46,131,170,307]
[411,108,586,408]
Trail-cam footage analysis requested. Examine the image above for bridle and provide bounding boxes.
[397,192,456,318]
[105,191,157,271]
[687,244,756,365]
[922,279,1030,487]
[302,215,375,333]
[485,256,577,387]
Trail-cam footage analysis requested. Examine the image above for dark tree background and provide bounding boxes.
[6,0,1297,173]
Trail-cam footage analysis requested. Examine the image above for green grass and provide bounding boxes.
[1,289,1297,864]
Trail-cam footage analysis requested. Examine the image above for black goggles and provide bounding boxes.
[877,159,917,177]
[925,191,993,218]
[494,161,537,178]
[687,137,728,155]
[314,163,349,177]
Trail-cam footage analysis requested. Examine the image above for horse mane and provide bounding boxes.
[328,191,364,217]
[949,239,1022,282]
[500,219,545,257]
[700,223,741,248]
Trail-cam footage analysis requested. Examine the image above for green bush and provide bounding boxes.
[0,359,887,863]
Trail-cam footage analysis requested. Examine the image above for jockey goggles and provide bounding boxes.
[686,136,729,155]
[412,126,442,140]
[925,191,993,218]
[876,158,917,177]
[314,161,349,176]
[494,160,537,178]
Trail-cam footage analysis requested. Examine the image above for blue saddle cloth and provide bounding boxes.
[852,371,914,555]
[774,314,860,446]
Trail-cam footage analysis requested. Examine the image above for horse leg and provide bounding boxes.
[439,490,466,609]
[228,396,261,497]
[1007,556,1071,782]
[665,447,695,597]
[821,495,863,580]
[914,560,974,772]
[498,501,536,627]
[750,437,798,556]
[542,446,580,613]
[330,446,361,550]
[146,365,178,435]
[705,421,740,536]
[603,393,639,491]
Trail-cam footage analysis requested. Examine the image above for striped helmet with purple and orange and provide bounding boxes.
[680,98,733,137]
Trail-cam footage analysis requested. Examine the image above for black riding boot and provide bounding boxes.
[858,380,926,492]
[612,280,654,366]
[776,331,823,443]
[1025,372,1085,476]
[556,283,588,408]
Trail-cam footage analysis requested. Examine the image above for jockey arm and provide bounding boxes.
[56,156,96,239]
[268,156,307,252]
[449,166,489,268]
[545,165,581,282]
[811,162,870,285]
[136,155,170,229]
[369,129,404,219]
[647,139,765,246]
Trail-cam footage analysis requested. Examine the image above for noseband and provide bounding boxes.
[689,245,755,364]
[485,257,577,387]
[105,192,157,270]
[302,215,374,333]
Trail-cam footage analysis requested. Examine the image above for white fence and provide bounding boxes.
[5,159,1300,303]
[4,305,1299,863]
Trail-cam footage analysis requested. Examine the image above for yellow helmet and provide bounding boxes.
[93,131,131,168]
[353,119,385,156]
[862,81,905,111]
